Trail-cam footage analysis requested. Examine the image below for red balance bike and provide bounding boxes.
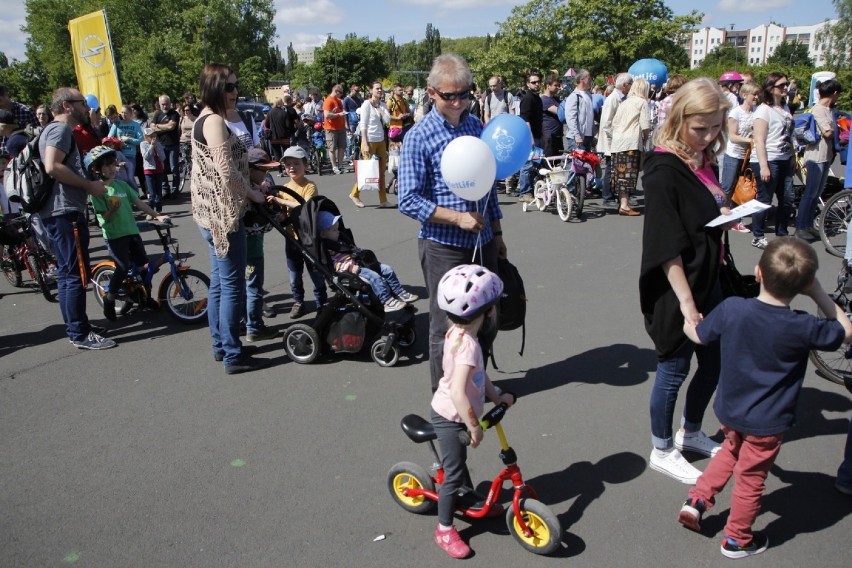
[388,402,562,555]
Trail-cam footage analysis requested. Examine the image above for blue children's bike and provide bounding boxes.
[91,220,210,323]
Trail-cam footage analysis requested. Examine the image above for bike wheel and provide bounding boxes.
[179,160,191,193]
[556,188,573,222]
[283,323,321,364]
[810,292,852,386]
[387,461,436,514]
[506,498,562,555]
[533,180,548,212]
[159,269,210,324]
[91,265,132,314]
[819,189,852,258]
[2,245,23,288]
[27,252,55,302]
[574,175,586,218]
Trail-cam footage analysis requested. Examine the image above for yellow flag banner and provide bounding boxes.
[68,10,122,111]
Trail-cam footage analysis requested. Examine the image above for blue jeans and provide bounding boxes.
[161,144,180,194]
[518,138,542,197]
[145,172,163,212]
[43,211,92,342]
[245,255,264,333]
[200,222,247,366]
[838,416,852,490]
[796,160,831,230]
[285,243,327,305]
[358,263,404,303]
[750,159,794,238]
[720,154,745,196]
[650,323,721,450]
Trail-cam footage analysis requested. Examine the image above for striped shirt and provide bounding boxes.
[398,108,502,249]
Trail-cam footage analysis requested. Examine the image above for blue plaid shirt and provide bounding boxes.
[398,108,502,249]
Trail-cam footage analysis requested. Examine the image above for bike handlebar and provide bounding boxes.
[457,392,518,446]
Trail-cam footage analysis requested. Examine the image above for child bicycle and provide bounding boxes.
[524,149,600,221]
[1,214,56,302]
[91,219,210,323]
[388,401,563,556]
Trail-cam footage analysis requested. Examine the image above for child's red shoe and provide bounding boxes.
[434,525,471,559]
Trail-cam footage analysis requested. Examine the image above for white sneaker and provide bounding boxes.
[649,449,702,485]
[384,298,407,312]
[675,430,721,457]
[332,167,341,175]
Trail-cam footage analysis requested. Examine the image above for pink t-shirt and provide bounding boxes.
[693,160,727,207]
[430,327,486,423]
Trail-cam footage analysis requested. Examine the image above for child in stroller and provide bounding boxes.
[265,194,417,366]
[318,211,418,312]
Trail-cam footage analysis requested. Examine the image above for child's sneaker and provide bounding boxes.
[675,430,721,457]
[384,298,407,312]
[397,290,419,303]
[102,297,117,321]
[434,525,471,559]
[721,532,768,559]
[751,237,768,249]
[290,302,305,319]
[649,448,702,485]
[678,497,705,532]
[732,222,750,233]
[246,326,280,342]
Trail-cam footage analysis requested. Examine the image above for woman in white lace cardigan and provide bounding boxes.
[191,63,267,375]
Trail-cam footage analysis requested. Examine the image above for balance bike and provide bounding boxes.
[387,402,562,555]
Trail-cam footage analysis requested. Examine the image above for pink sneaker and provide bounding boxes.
[434,526,471,559]
[732,222,750,233]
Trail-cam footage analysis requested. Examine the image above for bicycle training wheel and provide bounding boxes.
[573,175,586,218]
[159,269,210,323]
[506,498,562,555]
[556,188,573,222]
[387,462,436,514]
[91,265,133,314]
[2,245,23,288]
[533,180,548,212]
[819,189,852,258]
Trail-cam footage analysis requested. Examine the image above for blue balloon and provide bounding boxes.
[628,59,668,90]
[480,114,532,179]
[85,94,100,110]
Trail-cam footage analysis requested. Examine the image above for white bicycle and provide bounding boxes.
[523,150,600,221]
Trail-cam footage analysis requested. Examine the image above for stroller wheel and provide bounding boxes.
[397,327,416,348]
[283,323,321,364]
[371,338,400,367]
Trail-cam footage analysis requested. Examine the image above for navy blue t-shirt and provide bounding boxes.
[697,297,845,436]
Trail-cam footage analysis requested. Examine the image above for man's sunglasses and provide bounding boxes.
[224,82,240,93]
[435,90,470,101]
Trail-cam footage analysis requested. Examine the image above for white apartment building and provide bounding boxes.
[687,20,837,69]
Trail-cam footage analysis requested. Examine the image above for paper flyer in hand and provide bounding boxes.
[705,200,771,228]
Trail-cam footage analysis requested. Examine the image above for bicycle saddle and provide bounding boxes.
[400,414,437,443]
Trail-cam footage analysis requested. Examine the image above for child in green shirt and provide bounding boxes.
[85,145,168,321]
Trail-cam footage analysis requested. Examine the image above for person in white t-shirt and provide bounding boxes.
[720,81,761,233]
[750,72,795,250]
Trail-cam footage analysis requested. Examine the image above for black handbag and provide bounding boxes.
[718,231,760,298]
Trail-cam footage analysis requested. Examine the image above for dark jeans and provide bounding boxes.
[105,234,149,296]
[419,238,498,392]
[161,144,180,194]
[518,137,542,197]
[145,172,164,212]
[750,159,794,238]
[43,211,92,342]
[542,134,563,158]
[285,242,327,305]
[796,160,831,230]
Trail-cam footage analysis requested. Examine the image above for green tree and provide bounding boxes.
[766,40,814,67]
[700,43,744,69]
[818,0,851,69]
[311,36,389,92]
[418,23,441,72]
[0,52,8,69]
[238,55,268,99]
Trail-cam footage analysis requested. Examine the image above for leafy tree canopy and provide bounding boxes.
[766,40,814,67]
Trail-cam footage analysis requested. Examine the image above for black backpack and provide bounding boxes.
[8,126,58,214]
[482,257,527,369]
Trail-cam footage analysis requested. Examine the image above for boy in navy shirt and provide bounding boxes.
[678,237,852,559]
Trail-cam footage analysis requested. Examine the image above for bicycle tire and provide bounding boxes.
[818,189,852,258]
[179,159,191,193]
[809,293,852,386]
[2,245,23,288]
[159,268,210,324]
[556,188,573,221]
[574,174,586,218]
[27,252,55,302]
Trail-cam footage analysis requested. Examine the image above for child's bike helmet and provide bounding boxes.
[719,71,744,85]
[438,264,503,323]
[84,145,116,173]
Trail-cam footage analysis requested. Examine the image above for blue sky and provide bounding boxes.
[0,1,839,64]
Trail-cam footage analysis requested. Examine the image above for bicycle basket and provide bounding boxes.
[546,169,570,185]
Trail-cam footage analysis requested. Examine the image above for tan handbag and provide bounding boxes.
[731,147,757,205]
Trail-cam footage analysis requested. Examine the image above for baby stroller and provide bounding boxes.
[256,192,417,367]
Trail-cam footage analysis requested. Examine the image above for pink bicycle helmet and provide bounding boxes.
[437,264,503,323]
[719,71,744,84]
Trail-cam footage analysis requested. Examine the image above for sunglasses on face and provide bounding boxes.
[528,80,540,85]
[224,82,240,93]
[775,82,789,89]
[435,90,471,101]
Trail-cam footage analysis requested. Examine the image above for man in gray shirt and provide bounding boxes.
[40,87,115,349]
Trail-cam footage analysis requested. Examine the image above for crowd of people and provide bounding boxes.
[1,52,852,561]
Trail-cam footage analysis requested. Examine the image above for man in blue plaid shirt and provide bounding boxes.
[398,53,507,392]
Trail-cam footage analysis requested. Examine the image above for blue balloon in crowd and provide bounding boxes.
[85,94,100,110]
[628,59,668,90]
[480,114,533,179]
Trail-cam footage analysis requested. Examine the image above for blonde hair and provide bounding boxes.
[739,81,761,99]
[628,77,649,99]
[654,77,731,168]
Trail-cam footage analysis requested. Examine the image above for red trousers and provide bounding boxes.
[688,425,783,546]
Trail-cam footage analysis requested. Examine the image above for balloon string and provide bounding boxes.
[471,190,492,266]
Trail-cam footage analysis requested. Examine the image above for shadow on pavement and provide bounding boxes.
[0,322,69,358]
[783,386,852,443]
[493,343,657,397]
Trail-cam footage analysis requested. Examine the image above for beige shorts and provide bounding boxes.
[325,130,347,153]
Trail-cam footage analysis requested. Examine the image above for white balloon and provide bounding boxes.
[440,136,497,202]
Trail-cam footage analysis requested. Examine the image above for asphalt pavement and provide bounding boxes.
[1,167,850,567]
